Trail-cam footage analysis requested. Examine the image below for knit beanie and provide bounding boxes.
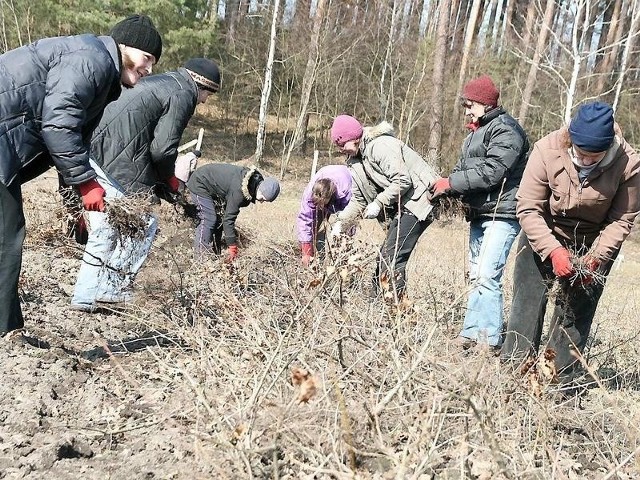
[569,101,615,153]
[185,58,221,92]
[330,115,363,146]
[462,75,500,107]
[258,177,280,202]
[110,14,163,62]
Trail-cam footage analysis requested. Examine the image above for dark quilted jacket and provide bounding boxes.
[90,69,199,194]
[449,107,530,220]
[187,163,263,246]
[0,34,122,186]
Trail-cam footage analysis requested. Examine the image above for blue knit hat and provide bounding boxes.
[569,102,615,152]
[258,177,280,202]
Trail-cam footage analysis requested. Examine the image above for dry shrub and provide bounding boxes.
[105,195,153,241]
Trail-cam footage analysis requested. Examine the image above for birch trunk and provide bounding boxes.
[453,0,483,114]
[254,0,281,165]
[380,0,400,118]
[281,0,328,178]
[517,0,556,125]
[564,1,587,123]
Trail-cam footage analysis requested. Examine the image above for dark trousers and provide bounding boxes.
[0,180,26,334]
[501,235,612,379]
[375,210,432,298]
[191,193,223,257]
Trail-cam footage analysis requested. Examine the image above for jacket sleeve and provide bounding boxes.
[449,122,526,194]
[41,52,106,185]
[339,183,366,224]
[368,140,412,206]
[296,183,317,243]
[516,144,563,259]
[150,90,197,180]
[222,191,244,246]
[592,155,640,261]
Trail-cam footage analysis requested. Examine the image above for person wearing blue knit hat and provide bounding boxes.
[502,101,640,394]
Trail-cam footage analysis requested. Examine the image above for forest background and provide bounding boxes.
[4,0,639,175]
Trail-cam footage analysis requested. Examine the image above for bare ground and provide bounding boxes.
[3,154,640,479]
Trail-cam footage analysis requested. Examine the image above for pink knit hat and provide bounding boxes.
[462,75,500,107]
[330,115,363,146]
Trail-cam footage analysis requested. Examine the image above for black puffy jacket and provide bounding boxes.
[187,163,263,246]
[449,107,529,220]
[0,34,122,186]
[90,69,199,194]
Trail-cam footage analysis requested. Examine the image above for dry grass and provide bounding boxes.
[12,172,640,478]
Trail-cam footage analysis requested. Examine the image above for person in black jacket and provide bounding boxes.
[430,75,529,351]
[187,163,281,262]
[0,14,162,334]
[70,58,221,312]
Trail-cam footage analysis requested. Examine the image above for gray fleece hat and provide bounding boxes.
[258,177,280,202]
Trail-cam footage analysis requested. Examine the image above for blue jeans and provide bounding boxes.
[72,160,157,308]
[459,217,520,346]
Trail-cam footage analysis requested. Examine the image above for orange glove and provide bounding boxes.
[166,176,181,193]
[78,179,105,212]
[226,245,239,263]
[301,242,313,267]
[578,255,601,286]
[549,247,574,278]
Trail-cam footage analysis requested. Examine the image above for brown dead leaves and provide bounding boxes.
[291,367,319,404]
[520,348,559,398]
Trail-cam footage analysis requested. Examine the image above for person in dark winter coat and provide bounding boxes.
[430,75,529,350]
[187,163,281,262]
[330,115,440,302]
[502,102,640,387]
[0,14,162,334]
[297,165,352,266]
[70,58,221,312]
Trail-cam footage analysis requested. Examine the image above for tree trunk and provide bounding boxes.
[380,0,400,119]
[280,0,328,177]
[564,0,588,123]
[596,0,624,95]
[521,0,536,53]
[517,0,556,126]
[453,0,483,115]
[254,0,281,165]
[613,0,640,110]
[428,0,452,159]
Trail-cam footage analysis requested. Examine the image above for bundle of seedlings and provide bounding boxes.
[430,195,467,223]
[105,194,153,241]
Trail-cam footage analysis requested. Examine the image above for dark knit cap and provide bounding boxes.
[110,14,162,61]
[184,58,221,92]
[569,101,615,153]
[462,75,500,107]
[258,177,280,202]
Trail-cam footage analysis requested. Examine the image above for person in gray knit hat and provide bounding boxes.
[0,14,162,333]
[187,163,280,262]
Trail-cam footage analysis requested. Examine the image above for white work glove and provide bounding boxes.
[331,220,343,237]
[174,152,199,183]
[363,201,381,219]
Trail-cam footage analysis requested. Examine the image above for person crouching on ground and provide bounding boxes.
[297,165,352,266]
[187,163,280,262]
[329,115,439,303]
[69,58,220,313]
[501,101,640,390]
[429,75,530,351]
[0,14,162,334]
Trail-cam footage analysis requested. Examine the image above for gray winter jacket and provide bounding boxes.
[90,68,199,194]
[0,34,122,187]
[340,122,439,223]
[449,107,529,220]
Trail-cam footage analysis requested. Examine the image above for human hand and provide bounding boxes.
[576,255,601,286]
[301,242,313,267]
[78,179,105,212]
[363,202,381,219]
[549,247,574,278]
[166,175,181,193]
[225,245,239,263]
[175,152,199,182]
[429,177,451,200]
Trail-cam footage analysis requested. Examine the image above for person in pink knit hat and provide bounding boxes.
[329,114,439,302]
